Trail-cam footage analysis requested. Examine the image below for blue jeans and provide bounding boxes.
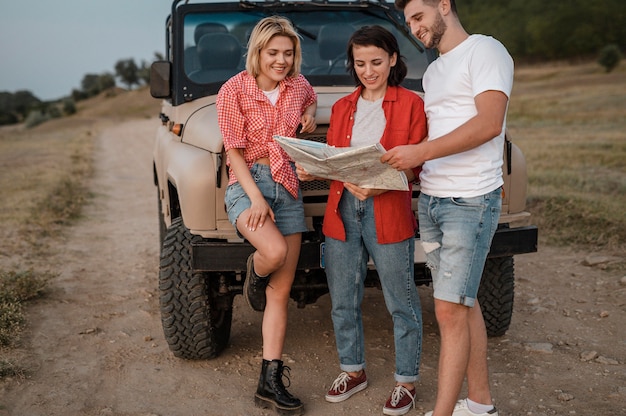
[418,188,502,307]
[224,163,307,237]
[325,192,422,383]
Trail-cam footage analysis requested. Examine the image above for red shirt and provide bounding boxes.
[323,86,427,244]
[217,71,317,198]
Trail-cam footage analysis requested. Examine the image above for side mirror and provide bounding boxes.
[150,61,171,98]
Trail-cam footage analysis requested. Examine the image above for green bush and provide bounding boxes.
[63,98,77,115]
[24,110,51,128]
[48,106,62,119]
[598,44,623,72]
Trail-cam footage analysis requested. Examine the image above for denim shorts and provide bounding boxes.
[417,188,502,307]
[224,163,307,237]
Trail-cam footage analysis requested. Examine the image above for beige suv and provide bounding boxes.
[150,0,538,360]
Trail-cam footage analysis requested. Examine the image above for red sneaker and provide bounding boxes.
[383,385,416,415]
[324,371,368,403]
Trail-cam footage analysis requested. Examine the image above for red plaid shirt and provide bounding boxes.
[217,71,317,198]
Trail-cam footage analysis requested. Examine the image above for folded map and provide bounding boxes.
[274,135,408,190]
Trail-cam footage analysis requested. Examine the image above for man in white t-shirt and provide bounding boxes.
[382,1,513,416]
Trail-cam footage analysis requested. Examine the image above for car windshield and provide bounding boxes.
[182,8,429,91]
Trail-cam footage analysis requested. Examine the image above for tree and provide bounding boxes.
[0,92,19,125]
[81,74,102,97]
[71,88,88,102]
[63,98,77,115]
[598,44,623,72]
[12,90,41,120]
[457,0,626,61]
[114,58,139,90]
[80,73,117,98]
[98,73,116,91]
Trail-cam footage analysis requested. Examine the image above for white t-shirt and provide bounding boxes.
[421,34,514,198]
[263,86,280,106]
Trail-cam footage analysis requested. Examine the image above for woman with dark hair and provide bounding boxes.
[297,25,427,416]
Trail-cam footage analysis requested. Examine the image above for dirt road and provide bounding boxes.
[1,119,624,415]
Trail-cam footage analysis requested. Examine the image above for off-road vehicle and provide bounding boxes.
[150,0,538,360]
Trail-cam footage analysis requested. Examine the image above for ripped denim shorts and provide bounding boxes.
[417,188,501,307]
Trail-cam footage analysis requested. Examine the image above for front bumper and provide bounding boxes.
[192,225,538,272]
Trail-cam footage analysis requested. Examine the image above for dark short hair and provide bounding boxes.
[346,25,408,87]
[395,0,457,14]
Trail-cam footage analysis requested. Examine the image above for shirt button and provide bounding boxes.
[336,191,340,195]
[347,135,350,139]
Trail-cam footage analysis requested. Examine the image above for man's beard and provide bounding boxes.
[427,12,447,49]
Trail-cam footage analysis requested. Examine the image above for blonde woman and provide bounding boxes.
[217,16,317,415]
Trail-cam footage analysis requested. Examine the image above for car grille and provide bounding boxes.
[296,134,330,193]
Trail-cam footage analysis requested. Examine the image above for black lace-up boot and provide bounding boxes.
[244,253,268,311]
[255,359,304,415]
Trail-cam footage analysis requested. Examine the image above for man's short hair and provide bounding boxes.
[394,0,457,15]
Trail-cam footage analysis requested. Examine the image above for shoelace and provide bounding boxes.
[329,372,352,393]
[455,399,497,414]
[389,385,415,408]
[281,365,292,388]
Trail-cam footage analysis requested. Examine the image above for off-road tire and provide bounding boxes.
[478,256,515,337]
[159,217,233,359]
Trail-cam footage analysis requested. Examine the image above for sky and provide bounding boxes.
[0,0,173,101]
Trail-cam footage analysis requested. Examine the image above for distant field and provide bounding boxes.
[507,62,625,255]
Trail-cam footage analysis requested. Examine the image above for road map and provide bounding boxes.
[274,135,409,190]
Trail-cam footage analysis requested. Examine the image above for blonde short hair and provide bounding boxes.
[246,16,302,78]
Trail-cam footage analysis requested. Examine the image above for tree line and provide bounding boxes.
[0,56,156,127]
[458,0,625,62]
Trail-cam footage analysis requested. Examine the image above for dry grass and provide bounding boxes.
[0,87,159,377]
[0,87,158,257]
[507,61,626,256]
[0,269,55,379]
[0,270,52,346]
[76,86,159,120]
